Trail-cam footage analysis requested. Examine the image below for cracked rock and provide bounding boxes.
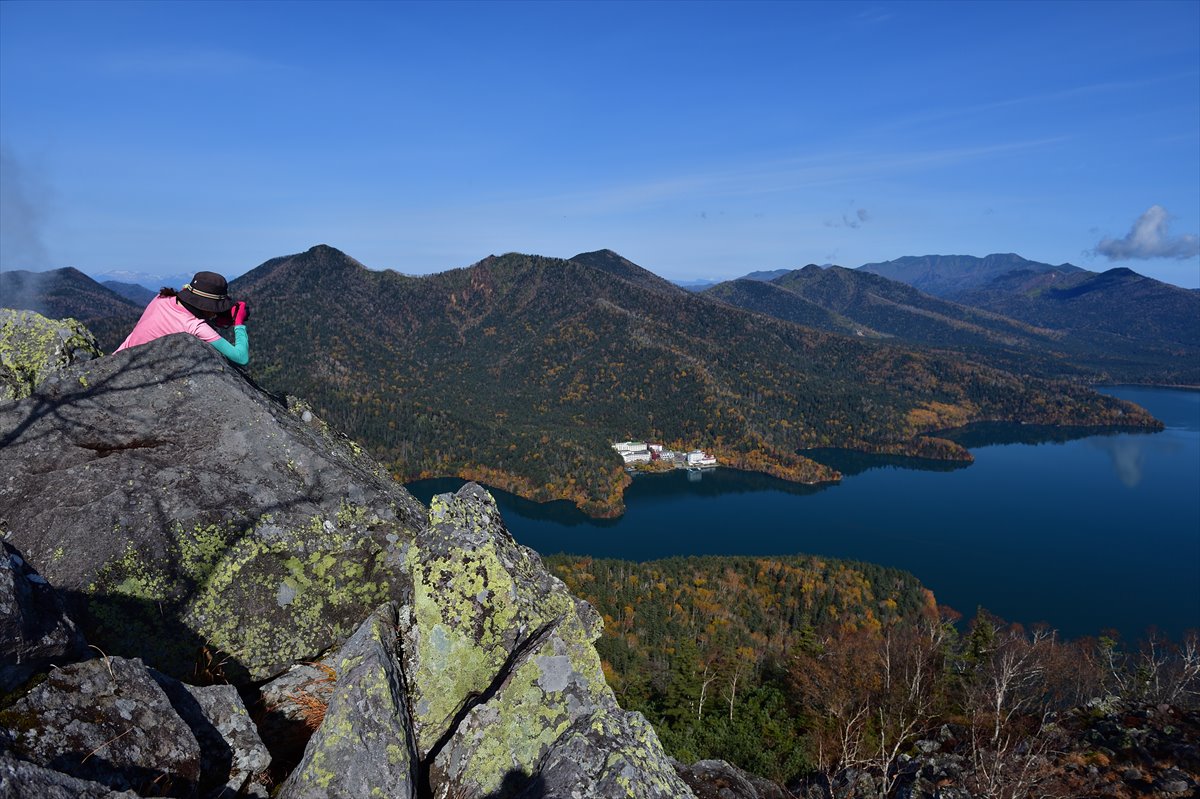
[278,602,416,799]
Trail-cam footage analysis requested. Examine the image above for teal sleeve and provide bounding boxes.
[209,326,249,366]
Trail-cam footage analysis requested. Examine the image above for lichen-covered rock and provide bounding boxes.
[0,308,102,401]
[278,602,416,799]
[509,710,695,799]
[0,542,88,694]
[0,334,425,681]
[149,671,271,797]
[0,751,145,798]
[0,656,201,797]
[413,485,694,799]
[428,622,697,798]
[400,484,599,757]
[674,759,792,799]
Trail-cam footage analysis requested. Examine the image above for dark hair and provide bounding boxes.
[158,286,211,319]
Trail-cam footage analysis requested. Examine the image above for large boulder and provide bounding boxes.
[0,309,102,401]
[674,759,793,799]
[0,334,425,681]
[400,484,595,756]
[0,542,88,694]
[278,487,696,798]
[410,486,693,798]
[0,656,202,797]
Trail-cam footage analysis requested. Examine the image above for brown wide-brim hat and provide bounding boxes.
[178,271,235,314]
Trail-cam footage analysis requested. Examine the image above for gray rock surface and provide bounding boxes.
[0,542,88,694]
[0,309,103,401]
[674,758,792,799]
[0,656,201,797]
[254,659,339,779]
[400,483,599,757]
[149,672,271,797]
[0,334,425,681]
[278,603,416,799]
[515,711,696,799]
[0,751,145,798]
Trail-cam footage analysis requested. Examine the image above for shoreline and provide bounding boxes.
[403,411,1169,521]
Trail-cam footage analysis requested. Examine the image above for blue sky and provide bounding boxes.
[2,1,1198,287]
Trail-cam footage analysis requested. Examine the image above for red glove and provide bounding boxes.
[231,301,249,327]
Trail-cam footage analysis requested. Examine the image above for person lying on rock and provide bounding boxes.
[114,271,250,365]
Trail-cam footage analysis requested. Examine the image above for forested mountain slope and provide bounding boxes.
[231,245,1157,516]
[702,277,881,340]
[101,279,157,306]
[569,249,690,296]
[0,268,142,352]
[954,267,1200,377]
[710,263,1199,384]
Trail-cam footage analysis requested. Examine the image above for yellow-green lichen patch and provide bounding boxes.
[84,507,406,681]
[407,488,587,752]
[94,543,173,602]
[436,638,576,795]
[407,545,514,746]
[183,520,401,679]
[0,310,101,399]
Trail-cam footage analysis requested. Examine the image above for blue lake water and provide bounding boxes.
[408,387,1200,642]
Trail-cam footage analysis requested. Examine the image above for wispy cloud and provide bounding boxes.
[855,6,896,25]
[826,206,871,229]
[524,137,1067,215]
[1093,205,1200,261]
[876,72,1198,135]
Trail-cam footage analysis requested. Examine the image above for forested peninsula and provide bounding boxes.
[231,246,1161,517]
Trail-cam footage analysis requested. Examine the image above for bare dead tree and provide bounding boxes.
[962,624,1058,799]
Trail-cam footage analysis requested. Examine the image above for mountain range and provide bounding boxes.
[0,267,143,352]
[2,246,1179,515]
[857,253,1085,298]
[703,259,1200,384]
[229,245,1160,515]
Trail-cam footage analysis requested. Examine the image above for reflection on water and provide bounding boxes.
[801,448,972,477]
[404,388,1199,641]
[405,477,619,528]
[938,422,1153,450]
[1087,429,1187,488]
[408,467,831,527]
[1091,436,1147,488]
[626,467,829,501]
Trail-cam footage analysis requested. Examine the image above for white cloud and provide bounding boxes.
[1094,205,1200,261]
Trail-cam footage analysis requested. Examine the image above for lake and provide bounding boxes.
[408,386,1199,642]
